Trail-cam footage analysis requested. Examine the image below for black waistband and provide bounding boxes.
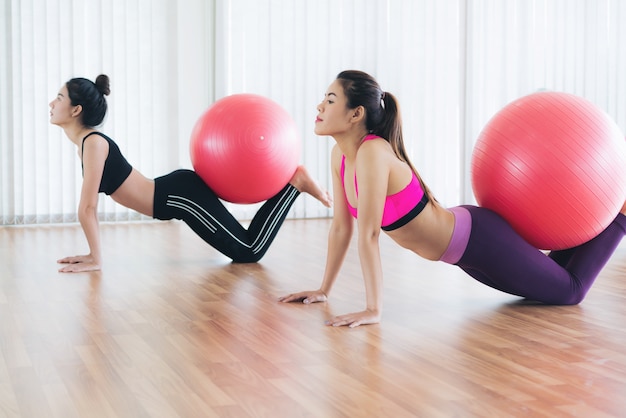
[381,192,429,232]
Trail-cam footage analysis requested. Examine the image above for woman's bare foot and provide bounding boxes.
[289,165,332,208]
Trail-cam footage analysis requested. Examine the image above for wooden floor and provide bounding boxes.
[1,218,626,418]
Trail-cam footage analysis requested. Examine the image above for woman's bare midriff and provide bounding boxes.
[385,202,456,261]
[111,169,155,217]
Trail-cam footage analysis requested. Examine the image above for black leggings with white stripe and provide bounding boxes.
[153,169,300,263]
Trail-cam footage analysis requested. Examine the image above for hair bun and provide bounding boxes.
[95,74,111,96]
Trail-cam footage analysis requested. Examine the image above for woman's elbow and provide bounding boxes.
[330,217,353,236]
[360,226,381,242]
[357,227,380,250]
[77,203,98,223]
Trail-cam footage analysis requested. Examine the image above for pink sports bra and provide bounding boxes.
[341,135,429,231]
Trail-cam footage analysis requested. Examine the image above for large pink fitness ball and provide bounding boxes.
[471,91,626,250]
[190,94,301,204]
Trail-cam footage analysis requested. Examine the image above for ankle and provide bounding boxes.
[288,166,306,191]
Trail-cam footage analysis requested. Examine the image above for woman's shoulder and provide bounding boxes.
[82,131,113,144]
[361,134,389,147]
[358,135,392,157]
[80,131,110,160]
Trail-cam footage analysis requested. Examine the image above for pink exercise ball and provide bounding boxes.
[471,91,626,250]
[190,94,301,204]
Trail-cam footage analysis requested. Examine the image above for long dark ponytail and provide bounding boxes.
[336,70,435,201]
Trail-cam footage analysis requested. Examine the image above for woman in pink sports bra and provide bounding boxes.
[340,134,429,232]
[279,70,626,327]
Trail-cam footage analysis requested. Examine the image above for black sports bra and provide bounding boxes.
[81,132,133,195]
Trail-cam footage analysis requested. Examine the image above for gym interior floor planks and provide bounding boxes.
[1,218,625,417]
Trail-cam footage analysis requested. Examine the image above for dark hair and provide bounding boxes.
[336,70,435,201]
[66,74,110,127]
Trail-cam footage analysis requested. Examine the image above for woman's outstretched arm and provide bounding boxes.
[57,135,108,272]
[324,141,388,327]
[279,145,352,304]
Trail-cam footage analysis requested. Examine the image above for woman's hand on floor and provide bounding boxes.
[57,254,101,273]
[324,309,381,328]
[278,289,328,304]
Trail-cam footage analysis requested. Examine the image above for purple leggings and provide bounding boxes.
[441,205,626,304]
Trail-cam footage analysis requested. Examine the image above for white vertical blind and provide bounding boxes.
[0,0,213,224]
[464,0,626,202]
[215,0,464,219]
[2,0,625,225]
